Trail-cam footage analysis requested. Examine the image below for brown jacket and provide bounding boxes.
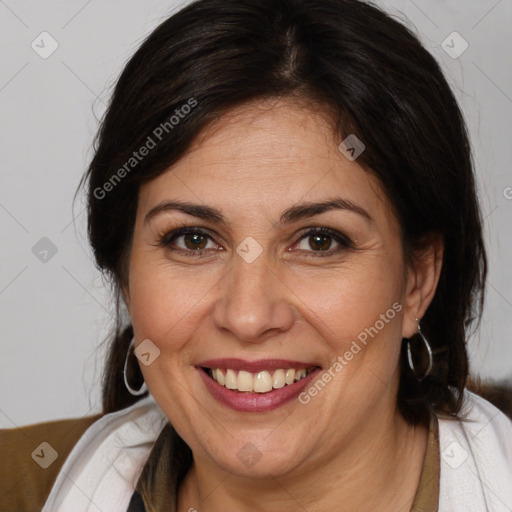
[1,414,102,512]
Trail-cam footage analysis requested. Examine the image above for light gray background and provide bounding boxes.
[0,0,510,428]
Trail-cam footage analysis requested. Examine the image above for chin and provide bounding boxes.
[203,436,310,478]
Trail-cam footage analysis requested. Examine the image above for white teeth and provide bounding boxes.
[237,371,253,392]
[215,368,225,385]
[225,369,237,390]
[207,367,314,393]
[295,369,307,381]
[254,371,273,393]
[285,369,296,385]
[272,369,286,389]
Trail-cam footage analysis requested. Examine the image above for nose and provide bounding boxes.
[211,247,296,344]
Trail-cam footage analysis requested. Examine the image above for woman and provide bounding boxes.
[2,0,511,510]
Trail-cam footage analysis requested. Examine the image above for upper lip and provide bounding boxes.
[197,358,321,373]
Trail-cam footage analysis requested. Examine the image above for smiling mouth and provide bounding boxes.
[201,366,319,393]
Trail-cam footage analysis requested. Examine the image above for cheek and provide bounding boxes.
[291,258,405,348]
[127,243,225,356]
[293,266,405,417]
[127,258,214,412]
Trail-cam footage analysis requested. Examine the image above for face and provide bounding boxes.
[125,97,423,478]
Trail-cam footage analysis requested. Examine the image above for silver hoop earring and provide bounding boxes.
[123,337,148,396]
[406,321,433,382]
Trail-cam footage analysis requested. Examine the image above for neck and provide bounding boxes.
[177,404,429,512]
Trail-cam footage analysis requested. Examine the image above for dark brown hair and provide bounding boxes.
[79,0,487,424]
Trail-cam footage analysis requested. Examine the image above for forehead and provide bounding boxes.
[137,98,393,228]
[188,97,336,162]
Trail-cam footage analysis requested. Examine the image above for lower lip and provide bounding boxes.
[197,367,322,412]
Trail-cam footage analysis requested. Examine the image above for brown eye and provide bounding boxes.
[181,232,209,250]
[294,227,352,256]
[159,227,219,255]
[307,233,333,251]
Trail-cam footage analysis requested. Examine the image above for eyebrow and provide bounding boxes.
[144,197,373,227]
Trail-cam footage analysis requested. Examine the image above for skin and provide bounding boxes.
[124,97,443,512]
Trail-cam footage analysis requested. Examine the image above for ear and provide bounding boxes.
[401,233,444,338]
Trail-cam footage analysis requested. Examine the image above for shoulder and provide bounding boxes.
[460,389,512,448]
[437,389,512,511]
[466,377,512,420]
[40,397,168,512]
[0,413,102,512]
[439,389,512,462]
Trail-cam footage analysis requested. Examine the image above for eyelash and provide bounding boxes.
[156,225,353,258]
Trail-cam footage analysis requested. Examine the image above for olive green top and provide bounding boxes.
[0,411,439,511]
